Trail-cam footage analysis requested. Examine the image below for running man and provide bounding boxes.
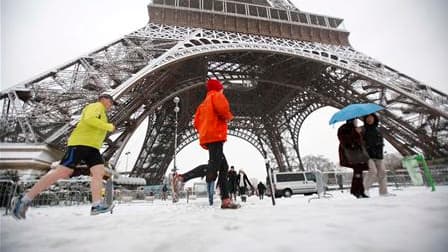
[12,93,116,219]
[174,79,239,209]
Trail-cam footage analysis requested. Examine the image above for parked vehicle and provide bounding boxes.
[271,171,318,197]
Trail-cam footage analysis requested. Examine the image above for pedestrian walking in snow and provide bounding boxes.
[227,166,238,201]
[362,113,395,197]
[161,184,168,200]
[336,173,344,192]
[237,170,253,202]
[337,119,369,199]
[257,182,267,200]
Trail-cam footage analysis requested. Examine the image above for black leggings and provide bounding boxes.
[181,164,208,182]
[350,165,367,196]
[239,186,247,195]
[180,142,230,200]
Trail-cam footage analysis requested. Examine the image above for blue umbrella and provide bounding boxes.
[329,103,384,125]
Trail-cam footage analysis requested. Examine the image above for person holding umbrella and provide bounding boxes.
[362,113,395,197]
[329,103,384,125]
[331,103,385,198]
[337,119,369,198]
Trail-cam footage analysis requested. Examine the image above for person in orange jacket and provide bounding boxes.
[173,79,240,209]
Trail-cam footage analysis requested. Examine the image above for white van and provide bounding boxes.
[271,171,318,197]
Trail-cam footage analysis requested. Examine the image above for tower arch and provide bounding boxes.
[1,2,446,184]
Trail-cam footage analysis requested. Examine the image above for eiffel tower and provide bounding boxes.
[1,0,447,184]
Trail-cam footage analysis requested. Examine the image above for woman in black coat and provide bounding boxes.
[257,182,267,200]
[237,170,253,202]
[337,119,369,198]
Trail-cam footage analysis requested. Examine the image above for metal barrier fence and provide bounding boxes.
[322,165,448,190]
[0,180,18,215]
[1,182,192,216]
[1,181,187,215]
[1,165,447,215]
[426,165,448,184]
[30,190,91,207]
[21,180,92,207]
[1,179,92,215]
[114,187,191,203]
[386,165,448,187]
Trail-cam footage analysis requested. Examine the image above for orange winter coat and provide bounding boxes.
[194,90,233,149]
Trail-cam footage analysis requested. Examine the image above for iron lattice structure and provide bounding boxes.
[1,0,447,184]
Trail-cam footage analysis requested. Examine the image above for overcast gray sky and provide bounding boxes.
[1,0,447,182]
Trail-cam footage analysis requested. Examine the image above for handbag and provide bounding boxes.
[343,145,370,164]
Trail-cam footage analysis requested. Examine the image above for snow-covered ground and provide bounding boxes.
[1,186,447,252]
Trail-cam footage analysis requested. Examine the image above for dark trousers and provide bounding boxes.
[207,142,229,200]
[182,164,208,182]
[239,186,246,195]
[350,165,367,196]
[180,142,229,200]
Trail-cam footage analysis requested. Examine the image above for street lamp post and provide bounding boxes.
[172,96,180,172]
[265,157,276,206]
[125,151,131,173]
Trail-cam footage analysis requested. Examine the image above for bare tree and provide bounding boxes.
[0,169,19,182]
[383,152,403,170]
[302,155,336,172]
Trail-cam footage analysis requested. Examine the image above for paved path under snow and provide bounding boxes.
[1,186,447,252]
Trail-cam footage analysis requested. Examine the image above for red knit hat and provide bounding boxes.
[206,79,223,92]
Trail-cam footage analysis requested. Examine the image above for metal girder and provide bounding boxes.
[1,8,447,183]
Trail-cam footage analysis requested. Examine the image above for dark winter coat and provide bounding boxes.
[363,114,384,159]
[257,182,266,194]
[237,173,253,189]
[228,169,238,187]
[337,121,369,170]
